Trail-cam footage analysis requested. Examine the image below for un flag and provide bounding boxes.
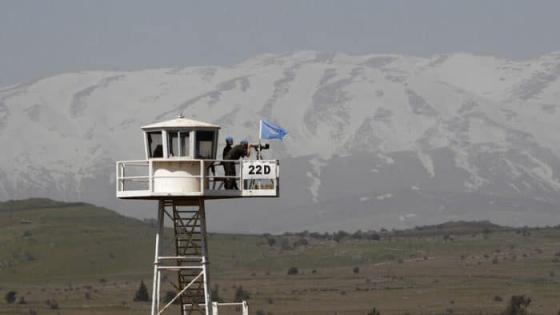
[259,120,287,140]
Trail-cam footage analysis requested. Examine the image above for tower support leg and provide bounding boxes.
[151,202,164,315]
[150,199,211,315]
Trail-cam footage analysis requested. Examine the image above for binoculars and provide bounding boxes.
[249,143,270,151]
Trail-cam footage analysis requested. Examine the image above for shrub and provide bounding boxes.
[211,285,223,303]
[502,295,531,315]
[353,266,360,274]
[133,281,150,302]
[266,237,276,247]
[367,307,381,315]
[234,286,250,302]
[293,238,309,247]
[287,267,299,275]
[23,252,35,262]
[333,231,349,242]
[351,230,363,239]
[4,291,16,304]
[46,299,59,309]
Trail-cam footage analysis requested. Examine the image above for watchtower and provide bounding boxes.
[116,116,279,315]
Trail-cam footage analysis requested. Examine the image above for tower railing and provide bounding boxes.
[116,159,279,198]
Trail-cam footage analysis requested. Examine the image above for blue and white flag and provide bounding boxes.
[259,120,287,140]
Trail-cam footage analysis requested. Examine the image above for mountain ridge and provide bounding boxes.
[1,51,560,232]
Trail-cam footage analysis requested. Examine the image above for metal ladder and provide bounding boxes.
[173,200,209,314]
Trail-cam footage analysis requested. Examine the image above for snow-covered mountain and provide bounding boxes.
[1,51,560,233]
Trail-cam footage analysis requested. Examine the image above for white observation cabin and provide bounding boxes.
[116,116,279,199]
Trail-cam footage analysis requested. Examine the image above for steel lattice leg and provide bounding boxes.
[150,199,211,315]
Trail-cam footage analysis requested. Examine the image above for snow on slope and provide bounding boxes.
[1,51,560,232]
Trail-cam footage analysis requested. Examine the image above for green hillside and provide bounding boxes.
[0,198,504,284]
[1,199,560,314]
[0,199,158,283]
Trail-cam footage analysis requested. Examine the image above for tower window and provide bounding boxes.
[180,132,190,157]
[168,132,178,157]
[147,132,163,158]
[167,130,190,157]
[195,131,215,159]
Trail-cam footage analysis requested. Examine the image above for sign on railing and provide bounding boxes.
[241,160,277,179]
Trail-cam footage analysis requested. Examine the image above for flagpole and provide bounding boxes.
[257,120,262,160]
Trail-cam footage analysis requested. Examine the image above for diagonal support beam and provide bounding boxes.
[158,271,204,315]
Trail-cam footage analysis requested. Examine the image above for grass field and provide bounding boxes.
[1,199,560,314]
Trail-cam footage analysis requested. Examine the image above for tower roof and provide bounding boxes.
[142,117,220,130]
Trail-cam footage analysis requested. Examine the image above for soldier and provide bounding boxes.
[222,137,234,189]
[224,140,250,190]
[223,136,234,159]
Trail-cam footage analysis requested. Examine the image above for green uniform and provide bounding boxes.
[223,144,248,189]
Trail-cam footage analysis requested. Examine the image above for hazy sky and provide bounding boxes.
[1,0,560,86]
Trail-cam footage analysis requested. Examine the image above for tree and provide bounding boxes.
[368,307,381,315]
[333,231,349,242]
[4,291,16,304]
[351,230,363,240]
[133,281,150,302]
